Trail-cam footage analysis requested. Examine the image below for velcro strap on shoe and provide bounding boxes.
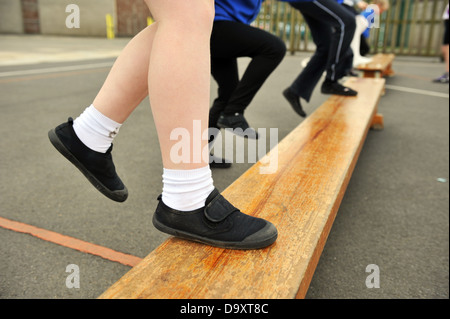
[204,191,238,223]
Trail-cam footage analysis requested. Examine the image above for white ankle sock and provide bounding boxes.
[162,166,215,211]
[73,104,122,153]
[352,16,371,67]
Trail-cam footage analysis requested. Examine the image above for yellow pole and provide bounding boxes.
[106,14,115,39]
[147,17,154,26]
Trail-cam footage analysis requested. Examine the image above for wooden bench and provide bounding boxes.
[99,77,386,299]
[357,53,395,79]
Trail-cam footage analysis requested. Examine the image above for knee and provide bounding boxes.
[269,38,286,62]
[315,42,331,57]
[274,38,287,60]
[185,1,215,31]
[263,36,287,62]
[146,0,214,32]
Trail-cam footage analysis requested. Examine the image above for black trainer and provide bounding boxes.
[217,113,259,139]
[48,118,128,202]
[153,188,278,250]
[321,80,358,96]
[282,87,307,118]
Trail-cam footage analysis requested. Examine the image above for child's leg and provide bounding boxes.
[70,25,157,155]
[351,15,372,66]
[48,24,158,202]
[93,24,156,123]
[49,0,278,249]
[147,0,277,249]
[444,44,449,73]
[145,0,213,170]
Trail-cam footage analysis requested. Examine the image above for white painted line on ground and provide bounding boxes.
[385,84,449,99]
[0,62,113,78]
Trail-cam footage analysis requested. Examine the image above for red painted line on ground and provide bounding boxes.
[0,216,142,267]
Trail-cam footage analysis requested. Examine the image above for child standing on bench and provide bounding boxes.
[48,0,277,250]
[279,0,358,118]
[209,0,287,139]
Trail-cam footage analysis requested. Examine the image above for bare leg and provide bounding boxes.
[145,0,214,170]
[443,44,449,73]
[49,0,278,248]
[93,0,213,169]
[434,44,449,82]
[93,25,156,123]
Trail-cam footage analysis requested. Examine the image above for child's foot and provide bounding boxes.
[321,80,358,96]
[217,113,259,139]
[283,88,307,118]
[353,56,372,67]
[433,72,449,83]
[153,188,278,250]
[48,118,128,202]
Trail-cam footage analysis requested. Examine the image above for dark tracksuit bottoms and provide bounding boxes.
[288,0,356,102]
[209,20,286,128]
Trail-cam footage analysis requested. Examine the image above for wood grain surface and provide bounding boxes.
[357,53,395,78]
[99,77,386,299]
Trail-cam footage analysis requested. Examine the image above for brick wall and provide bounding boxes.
[1,0,151,37]
[116,0,150,37]
[38,0,116,37]
[21,0,40,34]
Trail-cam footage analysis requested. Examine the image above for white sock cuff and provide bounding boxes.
[162,166,212,182]
[73,104,122,153]
[162,166,215,211]
[90,105,122,129]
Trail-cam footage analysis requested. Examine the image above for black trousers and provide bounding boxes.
[289,0,356,102]
[209,20,286,128]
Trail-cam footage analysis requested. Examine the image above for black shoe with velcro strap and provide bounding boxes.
[152,188,278,250]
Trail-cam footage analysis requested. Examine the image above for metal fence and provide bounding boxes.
[253,0,448,56]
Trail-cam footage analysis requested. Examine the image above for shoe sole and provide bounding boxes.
[152,214,277,250]
[48,129,128,202]
[321,89,358,96]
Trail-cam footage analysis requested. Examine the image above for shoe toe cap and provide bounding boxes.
[241,221,278,248]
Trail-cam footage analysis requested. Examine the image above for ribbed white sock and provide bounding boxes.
[162,166,215,211]
[73,104,122,153]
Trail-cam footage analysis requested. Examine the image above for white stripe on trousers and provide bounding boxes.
[312,0,346,81]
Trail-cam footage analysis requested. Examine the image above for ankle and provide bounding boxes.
[73,104,122,153]
[162,166,215,211]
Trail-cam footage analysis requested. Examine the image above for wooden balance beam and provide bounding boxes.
[357,53,395,78]
[99,77,386,299]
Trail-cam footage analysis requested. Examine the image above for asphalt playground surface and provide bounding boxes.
[0,34,448,300]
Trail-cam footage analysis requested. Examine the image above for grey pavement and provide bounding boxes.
[0,34,448,299]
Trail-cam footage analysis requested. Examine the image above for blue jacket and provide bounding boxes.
[277,0,315,3]
[214,0,338,24]
[214,0,264,24]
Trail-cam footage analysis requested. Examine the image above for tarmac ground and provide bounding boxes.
[0,34,448,300]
